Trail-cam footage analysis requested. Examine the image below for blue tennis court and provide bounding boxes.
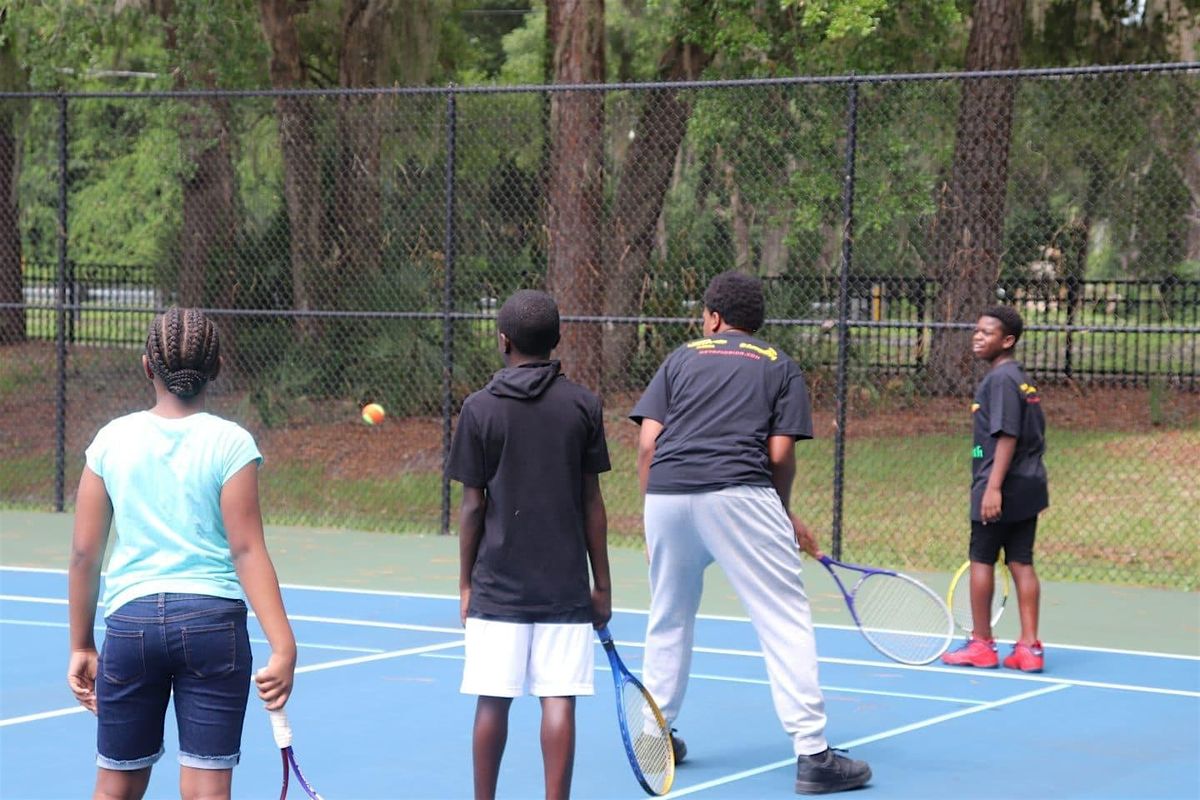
[2,565,1197,799]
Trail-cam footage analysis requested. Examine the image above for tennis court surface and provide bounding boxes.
[2,562,1197,800]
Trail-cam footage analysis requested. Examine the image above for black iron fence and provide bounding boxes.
[20,264,1200,386]
[2,63,1198,589]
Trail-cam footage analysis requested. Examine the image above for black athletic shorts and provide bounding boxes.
[969,516,1038,565]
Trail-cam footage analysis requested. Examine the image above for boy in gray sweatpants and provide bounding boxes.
[630,272,871,795]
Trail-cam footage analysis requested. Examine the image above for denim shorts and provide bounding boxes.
[96,593,252,771]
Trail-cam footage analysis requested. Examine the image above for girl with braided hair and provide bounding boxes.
[67,306,297,800]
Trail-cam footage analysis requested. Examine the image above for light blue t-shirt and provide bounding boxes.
[85,411,263,616]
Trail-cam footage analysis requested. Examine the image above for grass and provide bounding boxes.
[237,426,1198,590]
[1,340,1196,590]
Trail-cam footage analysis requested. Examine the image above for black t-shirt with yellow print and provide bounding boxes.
[630,331,813,494]
[970,359,1049,522]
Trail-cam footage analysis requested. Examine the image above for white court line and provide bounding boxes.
[663,684,1071,798]
[422,652,986,706]
[0,707,88,727]
[4,567,1198,662]
[3,590,1197,695]
[0,618,386,654]
[0,639,462,728]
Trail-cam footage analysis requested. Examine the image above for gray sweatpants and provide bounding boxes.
[642,486,829,756]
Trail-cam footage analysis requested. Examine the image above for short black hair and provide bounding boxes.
[145,306,221,398]
[497,289,561,357]
[703,271,765,333]
[981,305,1024,344]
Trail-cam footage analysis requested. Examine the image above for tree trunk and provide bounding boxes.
[333,0,397,302]
[259,0,324,337]
[176,100,239,309]
[546,0,605,392]
[927,0,1024,395]
[601,37,710,390]
[157,2,240,310]
[0,12,24,346]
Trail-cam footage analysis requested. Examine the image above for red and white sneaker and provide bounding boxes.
[941,636,999,668]
[1003,641,1045,672]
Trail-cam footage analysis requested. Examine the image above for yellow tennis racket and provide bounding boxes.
[947,560,1010,635]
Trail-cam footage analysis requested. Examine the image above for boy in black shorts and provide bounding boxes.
[448,289,612,800]
[943,305,1049,672]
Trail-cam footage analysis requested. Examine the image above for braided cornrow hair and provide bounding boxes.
[145,307,220,398]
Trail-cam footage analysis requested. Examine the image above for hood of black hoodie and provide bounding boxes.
[486,360,562,400]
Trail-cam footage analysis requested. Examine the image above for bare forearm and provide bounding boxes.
[585,497,610,592]
[458,497,485,590]
[233,548,295,659]
[987,436,1017,490]
[69,467,111,652]
[68,550,102,651]
[770,459,795,511]
[767,435,797,511]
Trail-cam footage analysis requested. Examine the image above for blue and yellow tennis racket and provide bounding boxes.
[947,560,1010,634]
[597,625,675,796]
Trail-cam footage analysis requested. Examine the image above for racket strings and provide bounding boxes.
[853,574,953,665]
[621,681,673,794]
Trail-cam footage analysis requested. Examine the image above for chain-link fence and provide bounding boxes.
[2,64,1197,588]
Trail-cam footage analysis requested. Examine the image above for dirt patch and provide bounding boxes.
[2,341,1197,494]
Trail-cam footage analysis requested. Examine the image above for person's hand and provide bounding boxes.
[981,487,1002,523]
[459,586,471,627]
[590,586,612,629]
[67,648,98,714]
[255,651,295,711]
[790,513,822,559]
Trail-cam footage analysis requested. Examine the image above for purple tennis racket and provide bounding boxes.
[818,555,954,665]
[268,709,325,800]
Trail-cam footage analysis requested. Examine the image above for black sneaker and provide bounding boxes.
[794,748,871,794]
[670,729,687,765]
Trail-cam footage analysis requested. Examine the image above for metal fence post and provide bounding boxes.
[54,92,69,512]
[441,87,458,536]
[831,79,859,561]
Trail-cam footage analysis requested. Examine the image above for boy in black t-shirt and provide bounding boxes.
[943,305,1049,673]
[448,289,612,800]
[630,272,871,795]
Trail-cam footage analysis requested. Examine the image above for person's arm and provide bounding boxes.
[458,486,486,626]
[982,434,1017,523]
[637,418,664,496]
[67,467,112,714]
[767,435,820,558]
[222,463,296,711]
[582,473,611,628]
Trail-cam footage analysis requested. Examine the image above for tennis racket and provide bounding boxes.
[818,555,954,665]
[267,709,325,800]
[947,560,1010,634]
[597,625,675,796]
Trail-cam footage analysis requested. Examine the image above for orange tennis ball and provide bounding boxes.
[361,402,385,425]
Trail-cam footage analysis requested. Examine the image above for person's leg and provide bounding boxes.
[1008,561,1041,644]
[93,767,152,800]
[178,767,233,800]
[167,596,252,799]
[473,696,513,800]
[460,619,530,799]
[968,561,997,641]
[692,487,827,756]
[642,493,711,727]
[528,623,592,797]
[94,597,171,800]
[1003,516,1041,645]
[538,697,576,800]
[943,523,1002,667]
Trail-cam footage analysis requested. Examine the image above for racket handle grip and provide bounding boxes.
[267,708,293,749]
